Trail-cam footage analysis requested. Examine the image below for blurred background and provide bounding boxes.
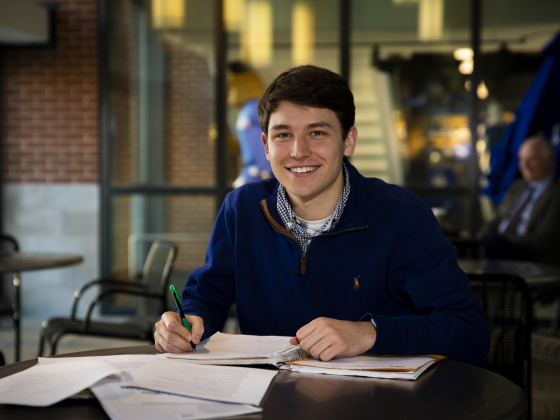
[1,2,560,412]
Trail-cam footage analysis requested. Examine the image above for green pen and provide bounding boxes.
[170,285,196,352]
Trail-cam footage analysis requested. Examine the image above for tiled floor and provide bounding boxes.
[1,318,560,419]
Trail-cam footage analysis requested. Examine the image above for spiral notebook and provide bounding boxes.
[163,332,309,367]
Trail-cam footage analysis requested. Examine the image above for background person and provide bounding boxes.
[480,135,560,264]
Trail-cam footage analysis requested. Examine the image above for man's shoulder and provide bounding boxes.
[225,178,278,208]
[360,175,430,215]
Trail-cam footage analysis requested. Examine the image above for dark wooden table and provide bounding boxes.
[0,345,527,420]
[0,252,83,362]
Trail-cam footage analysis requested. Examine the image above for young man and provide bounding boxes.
[155,66,490,364]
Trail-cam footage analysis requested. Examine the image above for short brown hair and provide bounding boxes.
[257,65,355,140]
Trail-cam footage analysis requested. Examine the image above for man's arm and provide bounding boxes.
[291,209,490,364]
[154,198,237,349]
[180,199,237,340]
[368,209,490,364]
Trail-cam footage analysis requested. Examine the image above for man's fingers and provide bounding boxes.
[154,329,192,353]
[162,311,189,337]
[187,315,204,344]
[306,334,338,361]
[289,336,300,345]
[156,311,194,352]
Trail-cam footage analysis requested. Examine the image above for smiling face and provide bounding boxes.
[262,102,357,217]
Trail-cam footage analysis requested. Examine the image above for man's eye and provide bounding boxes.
[276,133,290,138]
[311,131,325,136]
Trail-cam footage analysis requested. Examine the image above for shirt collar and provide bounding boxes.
[277,162,351,241]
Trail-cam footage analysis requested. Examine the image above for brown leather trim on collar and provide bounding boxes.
[260,199,298,243]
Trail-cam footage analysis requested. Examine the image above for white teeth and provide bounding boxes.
[291,166,317,173]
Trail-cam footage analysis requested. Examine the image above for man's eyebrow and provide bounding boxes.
[269,122,335,132]
[307,122,335,130]
[269,124,291,131]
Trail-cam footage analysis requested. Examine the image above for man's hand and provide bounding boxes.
[289,317,376,362]
[154,311,204,353]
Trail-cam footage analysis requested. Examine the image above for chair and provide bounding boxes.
[38,240,177,356]
[0,234,20,366]
[448,236,485,259]
[467,273,532,415]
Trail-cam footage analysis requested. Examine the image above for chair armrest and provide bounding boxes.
[0,234,19,251]
[81,288,165,332]
[71,279,144,320]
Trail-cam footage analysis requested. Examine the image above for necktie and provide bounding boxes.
[503,186,535,237]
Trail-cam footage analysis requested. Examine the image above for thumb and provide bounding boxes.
[186,315,204,344]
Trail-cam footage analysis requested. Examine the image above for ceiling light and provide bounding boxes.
[453,48,473,61]
[292,2,314,65]
[152,0,185,29]
[245,0,272,68]
[459,60,473,75]
[477,81,489,99]
[418,0,443,41]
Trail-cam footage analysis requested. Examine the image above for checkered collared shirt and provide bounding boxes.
[277,162,351,255]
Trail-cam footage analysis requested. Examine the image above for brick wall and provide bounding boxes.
[1,0,98,183]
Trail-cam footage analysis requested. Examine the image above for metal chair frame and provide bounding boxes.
[0,234,20,364]
[468,273,532,417]
[38,240,177,356]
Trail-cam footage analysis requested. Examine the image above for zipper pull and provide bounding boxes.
[300,253,306,275]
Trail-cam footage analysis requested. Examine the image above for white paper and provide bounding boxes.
[164,332,293,361]
[283,356,441,380]
[132,358,277,406]
[91,373,262,420]
[290,355,436,371]
[0,360,121,406]
[39,354,157,373]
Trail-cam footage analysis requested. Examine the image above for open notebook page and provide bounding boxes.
[164,332,294,360]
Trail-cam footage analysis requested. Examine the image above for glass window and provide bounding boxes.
[108,194,215,311]
[107,0,217,187]
[224,0,340,188]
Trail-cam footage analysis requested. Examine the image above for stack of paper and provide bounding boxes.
[282,354,446,380]
[0,353,274,420]
[164,332,445,381]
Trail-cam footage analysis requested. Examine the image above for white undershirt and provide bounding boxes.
[299,216,331,235]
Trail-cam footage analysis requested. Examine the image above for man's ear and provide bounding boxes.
[261,133,270,161]
[344,126,358,157]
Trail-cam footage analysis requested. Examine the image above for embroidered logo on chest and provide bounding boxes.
[353,276,360,291]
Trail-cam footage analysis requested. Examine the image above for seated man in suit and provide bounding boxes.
[480,135,560,264]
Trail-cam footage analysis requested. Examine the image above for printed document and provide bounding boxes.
[0,360,120,406]
[132,358,277,406]
[39,354,157,373]
[91,374,262,420]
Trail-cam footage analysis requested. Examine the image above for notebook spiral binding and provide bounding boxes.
[273,345,309,367]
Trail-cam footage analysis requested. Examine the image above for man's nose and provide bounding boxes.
[290,135,311,160]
